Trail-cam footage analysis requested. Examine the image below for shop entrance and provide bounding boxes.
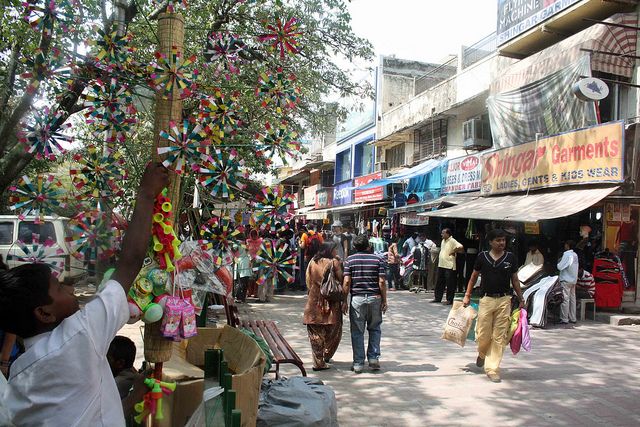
[604,203,638,305]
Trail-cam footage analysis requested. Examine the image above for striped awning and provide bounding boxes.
[492,13,638,94]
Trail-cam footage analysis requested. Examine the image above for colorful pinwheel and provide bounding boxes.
[198,90,243,142]
[167,0,188,13]
[20,47,74,95]
[257,16,302,59]
[197,148,247,200]
[90,27,135,71]
[23,0,79,36]
[69,145,127,199]
[84,77,137,143]
[8,174,66,223]
[148,46,198,99]
[250,185,295,232]
[256,68,300,113]
[255,121,301,165]
[204,32,244,76]
[158,120,210,174]
[8,233,65,277]
[253,239,296,286]
[198,216,243,265]
[66,209,123,263]
[18,107,71,160]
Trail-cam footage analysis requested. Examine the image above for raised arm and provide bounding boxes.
[112,163,169,293]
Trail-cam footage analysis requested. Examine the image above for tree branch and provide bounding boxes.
[0,145,34,196]
[0,41,23,118]
[148,0,170,20]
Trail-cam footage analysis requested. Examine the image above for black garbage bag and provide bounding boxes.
[257,376,338,427]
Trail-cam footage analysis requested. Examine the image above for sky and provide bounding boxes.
[347,0,499,65]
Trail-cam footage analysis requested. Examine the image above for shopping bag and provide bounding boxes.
[441,301,477,347]
[520,308,531,352]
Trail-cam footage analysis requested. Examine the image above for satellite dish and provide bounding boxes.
[573,77,609,101]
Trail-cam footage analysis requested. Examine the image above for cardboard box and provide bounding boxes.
[158,378,204,427]
[186,325,266,427]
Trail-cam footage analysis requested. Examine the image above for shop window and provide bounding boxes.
[335,149,351,183]
[354,141,375,177]
[321,169,334,188]
[386,144,405,169]
[593,72,630,123]
[413,119,447,163]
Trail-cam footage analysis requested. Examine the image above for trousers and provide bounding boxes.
[435,267,456,302]
[476,295,511,375]
[560,281,577,323]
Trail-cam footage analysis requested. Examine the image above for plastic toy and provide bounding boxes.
[151,189,182,272]
[134,378,177,423]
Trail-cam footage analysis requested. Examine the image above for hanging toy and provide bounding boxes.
[151,189,182,272]
[133,378,177,423]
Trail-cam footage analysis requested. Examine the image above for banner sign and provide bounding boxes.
[497,0,581,46]
[400,212,429,226]
[315,188,333,209]
[304,184,319,207]
[442,154,482,194]
[354,172,386,202]
[333,181,353,206]
[480,121,624,196]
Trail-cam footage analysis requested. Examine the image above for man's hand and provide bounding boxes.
[139,162,169,198]
[463,294,471,307]
[518,298,525,309]
[342,301,349,315]
[382,301,388,314]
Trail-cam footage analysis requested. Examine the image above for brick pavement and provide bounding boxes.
[118,289,640,426]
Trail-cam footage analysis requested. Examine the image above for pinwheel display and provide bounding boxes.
[198,90,243,142]
[148,46,198,99]
[197,148,247,200]
[8,234,65,277]
[84,78,137,143]
[69,145,127,200]
[255,121,301,165]
[18,107,71,160]
[8,174,66,223]
[250,186,295,232]
[253,239,296,287]
[20,47,74,95]
[158,120,210,174]
[256,68,300,113]
[23,0,79,36]
[90,26,135,71]
[66,209,122,263]
[198,216,243,266]
[258,16,302,59]
[203,32,244,76]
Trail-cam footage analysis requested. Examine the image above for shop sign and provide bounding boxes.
[315,188,333,209]
[304,184,319,207]
[524,222,540,235]
[442,154,482,194]
[400,212,429,226]
[481,121,624,196]
[497,0,581,46]
[333,181,353,206]
[354,172,386,202]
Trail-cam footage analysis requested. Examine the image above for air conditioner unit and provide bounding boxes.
[375,161,387,171]
[462,118,492,149]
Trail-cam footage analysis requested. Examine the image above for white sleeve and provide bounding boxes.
[82,279,129,355]
[557,252,570,271]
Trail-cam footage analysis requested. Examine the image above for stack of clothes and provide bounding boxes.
[523,276,562,328]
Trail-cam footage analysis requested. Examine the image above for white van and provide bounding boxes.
[0,215,86,284]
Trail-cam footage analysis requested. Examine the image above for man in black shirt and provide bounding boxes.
[463,228,524,383]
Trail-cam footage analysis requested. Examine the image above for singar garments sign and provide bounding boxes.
[497,0,581,46]
[442,155,482,194]
[354,172,386,202]
[481,121,624,196]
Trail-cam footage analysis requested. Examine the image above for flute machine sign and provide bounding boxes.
[480,121,624,196]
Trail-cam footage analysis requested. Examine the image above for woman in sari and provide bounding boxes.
[303,242,344,371]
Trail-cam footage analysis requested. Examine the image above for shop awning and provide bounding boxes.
[294,206,316,216]
[419,186,619,222]
[311,201,390,215]
[389,192,480,214]
[355,158,444,190]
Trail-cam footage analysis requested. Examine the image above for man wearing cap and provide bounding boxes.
[331,220,349,261]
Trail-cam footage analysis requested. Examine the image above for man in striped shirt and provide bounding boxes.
[343,234,387,374]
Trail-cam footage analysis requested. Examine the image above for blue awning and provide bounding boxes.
[355,158,444,190]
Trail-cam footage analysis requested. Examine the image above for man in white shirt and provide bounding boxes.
[0,163,168,426]
[557,240,580,326]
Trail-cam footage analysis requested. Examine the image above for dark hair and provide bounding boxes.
[313,242,337,261]
[0,255,7,270]
[353,234,370,252]
[307,223,317,232]
[306,235,322,259]
[528,239,539,248]
[108,336,137,369]
[0,264,53,338]
[565,240,576,250]
[486,228,507,241]
[442,228,452,236]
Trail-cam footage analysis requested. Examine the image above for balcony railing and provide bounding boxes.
[414,57,458,96]
[461,32,496,70]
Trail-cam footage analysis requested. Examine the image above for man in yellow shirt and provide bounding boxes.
[431,228,464,305]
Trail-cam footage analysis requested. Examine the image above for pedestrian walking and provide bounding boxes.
[386,237,400,290]
[343,234,387,374]
[433,228,464,305]
[557,240,579,326]
[303,242,344,371]
[463,228,524,383]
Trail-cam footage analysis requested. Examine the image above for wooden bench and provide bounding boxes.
[225,303,306,379]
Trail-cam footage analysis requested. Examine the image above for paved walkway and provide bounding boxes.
[238,289,640,427]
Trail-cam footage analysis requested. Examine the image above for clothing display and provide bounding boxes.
[523,276,559,328]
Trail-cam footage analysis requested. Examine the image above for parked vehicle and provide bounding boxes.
[399,255,414,290]
[0,215,86,284]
